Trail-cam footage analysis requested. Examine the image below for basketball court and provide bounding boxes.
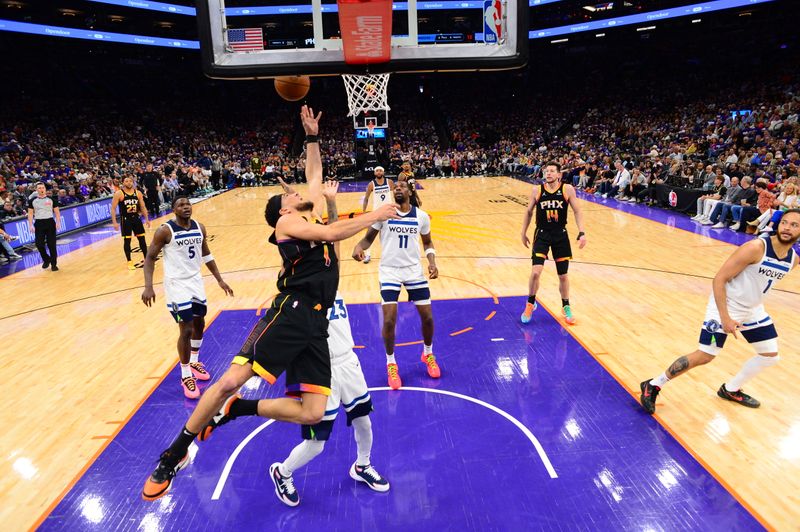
[2,1,799,530]
[2,176,799,530]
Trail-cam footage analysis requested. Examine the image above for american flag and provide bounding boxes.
[227,28,263,51]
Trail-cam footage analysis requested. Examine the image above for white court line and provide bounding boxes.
[210,386,557,500]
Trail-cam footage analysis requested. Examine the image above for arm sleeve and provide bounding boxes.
[371,221,383,231]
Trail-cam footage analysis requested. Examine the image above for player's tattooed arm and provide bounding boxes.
[666,356,689,378]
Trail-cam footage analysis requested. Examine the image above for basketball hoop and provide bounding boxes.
[342,73,391,128]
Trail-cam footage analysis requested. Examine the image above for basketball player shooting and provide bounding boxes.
[640,209,800,413]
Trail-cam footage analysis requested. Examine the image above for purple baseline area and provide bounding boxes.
[39,296,760,531]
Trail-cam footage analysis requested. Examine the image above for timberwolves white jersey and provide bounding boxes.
[326,292,355,360]
[372,179,392,210]
[162,219,204,280]
[372,206,431,268]
[722,236,796,311]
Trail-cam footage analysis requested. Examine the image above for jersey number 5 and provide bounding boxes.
[188,246,196,259]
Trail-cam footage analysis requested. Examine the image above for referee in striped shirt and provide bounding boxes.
[27,182,61,271]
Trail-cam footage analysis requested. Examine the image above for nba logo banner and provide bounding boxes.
[669,190,678,207]
[483,0,503,43]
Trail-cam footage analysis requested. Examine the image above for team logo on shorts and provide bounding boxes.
[171,302,179,313]
[705,319,721,333]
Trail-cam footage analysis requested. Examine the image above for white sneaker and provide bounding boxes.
[601,193,608,198]
[691,215,702,221]
[729,223,741,231]
[700,219,713,225]
[9,254,22,261]
[350,462,390,492]
[711,223,726,229]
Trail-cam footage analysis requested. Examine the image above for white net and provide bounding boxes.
[341,74,391,117]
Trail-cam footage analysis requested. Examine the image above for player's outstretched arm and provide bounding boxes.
[199,222,233,297]
[276,175,296,195]
[278,203,398,244]
[323,180,341,257]
[300,105,324,216]
[712,239,764,337]
[141,225,171,307]
[353,228,379,262]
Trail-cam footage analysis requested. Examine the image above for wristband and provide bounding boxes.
[203,254,214,263]
[305,135,319,144]
[425,248,436,255]
[576,232,585,240]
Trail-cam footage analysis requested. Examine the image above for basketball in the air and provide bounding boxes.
[274,76,311,101]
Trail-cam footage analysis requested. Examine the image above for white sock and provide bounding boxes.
[726,355,779,392]
[180,363,192,379]
[386,353,396,365]
[190,339,202,364]
[423,344,433,355]
[650,372,669,387]
[280,440,325,476]
[352,416,373,466]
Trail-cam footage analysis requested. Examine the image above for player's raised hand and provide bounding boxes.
[300,105,322,136]
[322,180,339,200]
[352,245,366,262]
[219,280,234,297]
[141,287,156,307]
[373,203,401,222]
[521,232,530,248]
[722,317,742,338]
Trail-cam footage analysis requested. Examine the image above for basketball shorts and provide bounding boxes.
[379,264,431,305]
[699,298,778,356]
[302,351,372,441]
[164,275,207,323]
[532,228,572,272]
[121,217,145,238]
[233,293,331,397]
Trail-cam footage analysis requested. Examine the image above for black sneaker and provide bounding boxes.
[717,384,760,408]
[41,260,50,269]
[269,463,300,507]
[198,394,240,441]
[51,265,59,271]
[142,450,189,501]
[349,462,390,492]
[640,380,661,414]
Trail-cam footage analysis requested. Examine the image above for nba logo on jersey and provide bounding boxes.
[483,0,503,43]
[669,190,678,207]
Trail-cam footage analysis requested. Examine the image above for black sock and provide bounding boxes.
[229,398,259,418]
[168,426,197,455]
[527,295,536,305]
[562,299,570,307]
[123,238,132,261]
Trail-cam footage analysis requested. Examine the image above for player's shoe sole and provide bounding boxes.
[142,451,189,501]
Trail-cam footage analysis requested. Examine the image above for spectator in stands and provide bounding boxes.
[710,176,754,228]
[731,179,772,231]
[623,167,647,202]
[749,182,798,232]
[693,176,727,223]
[703,177,741,226]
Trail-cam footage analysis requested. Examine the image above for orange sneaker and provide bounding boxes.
[562,305,576,325]
[520,302,537,324]
[387,363,402,390]
[421,353,441,378]
[190,362,211,381]
[181,376,200,399]
[142,450,189,501]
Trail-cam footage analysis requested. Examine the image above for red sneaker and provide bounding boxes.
[190,362,211,381]
[421,353,441,378]
[387,363,402,390]
[181,376,200,399]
